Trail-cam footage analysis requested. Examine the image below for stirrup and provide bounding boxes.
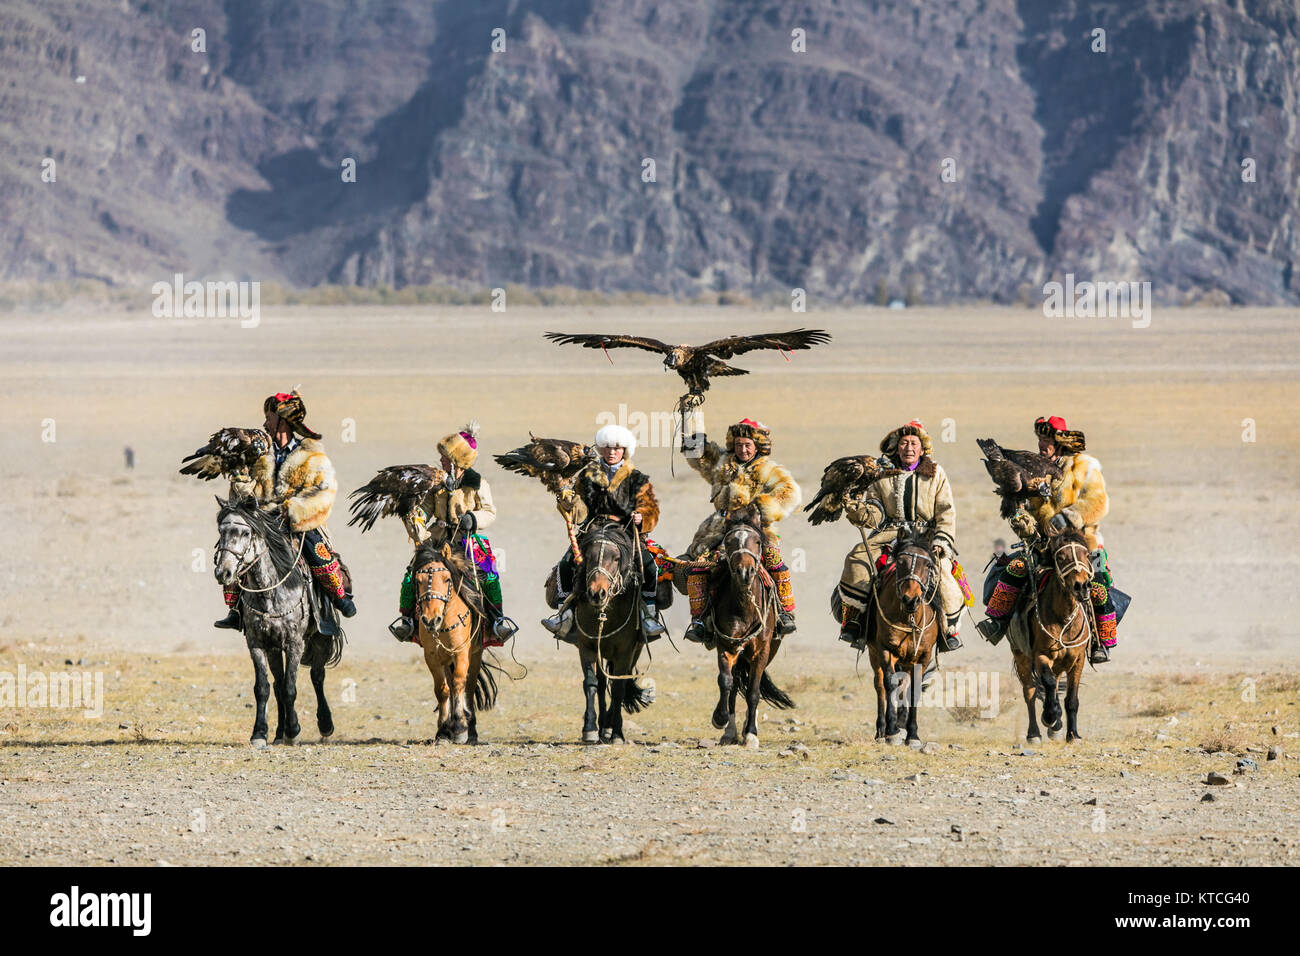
[1090,641,1111,664]
[776,611,796,635]
[938,631,962,652]
[388,615,415,642]
[492,617,518,641]
[214,609,242,630]
[683,619,708,644]
[976,617,1006,645]
[640,603,666,639]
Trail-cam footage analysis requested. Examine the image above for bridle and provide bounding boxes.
[1030,536,1092,649]
[872,537,938,639]
[707,520,778,647]
[215,511,304,593]
[581,524,636,609]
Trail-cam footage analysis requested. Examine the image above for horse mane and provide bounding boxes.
[218,496,299,581]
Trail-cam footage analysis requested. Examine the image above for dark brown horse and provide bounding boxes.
[554,519,655,744]
[868,525,942,746]
[1010,529,1093,743]
[705,505,794,747]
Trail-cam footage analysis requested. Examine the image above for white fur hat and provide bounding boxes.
[594,424,637,456]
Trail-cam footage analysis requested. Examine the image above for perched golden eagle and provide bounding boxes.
[178,427,271,481]
[803,455,901,525]
[347,464,445,533]
[543,328,831,409]
[493,435,595,494]
[975,438,1064,519]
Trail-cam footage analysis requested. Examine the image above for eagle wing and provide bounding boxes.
[493,436,595,494]
[977,438,1062,519]
[696,328,831,359]
[543,332,673,356]
[179,427,271,481]
[804,454,899,525]
[347,464,443,533]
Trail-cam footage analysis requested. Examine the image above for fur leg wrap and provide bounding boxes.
[1091,573,1117,647]
[310,559,346,599]
[688,570,710,618]
[399,569,415,616]
[222,584,240,608]
[985,557,1026,619]
[770,565,794,613]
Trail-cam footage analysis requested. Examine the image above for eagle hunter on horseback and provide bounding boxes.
[821,421,970,658]
[378,422,517,647]
[680,418,801,647]
[541,424,666,642]
[198,390,356,631]
[976,415,1124,665]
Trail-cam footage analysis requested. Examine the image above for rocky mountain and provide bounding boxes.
[2,0,1298,304]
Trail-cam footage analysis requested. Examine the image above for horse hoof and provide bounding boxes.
[250,737,267,749]
[599,728,613,743]
[1048,728,1064,741]
[453,732,469,745]
[711,713,728,730]
[719,733,738,746]
[908,738,923,749]
[1050,717,1064,733]
[886,734,905,746]
[1026,735,1042,745]
[743,734,759,749]
[605,735,626,746]
[582,730,599,744]
[319,727,334,740]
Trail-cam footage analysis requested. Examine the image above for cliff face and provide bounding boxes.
[3,0,1298,304]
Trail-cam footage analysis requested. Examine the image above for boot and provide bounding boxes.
[388,615,415,642]
[542,607,577,644]
[683,619,709,644]
[776,609,796,636]
[640,598,666,640]
[938,616,962,651]
[1090,640,1111,664]
[214,608,242,630]
[490,616,518,644]
[839,604,863,645]
[337,595,357,618]
[976,616,1008,645]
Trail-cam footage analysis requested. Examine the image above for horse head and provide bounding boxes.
[581,519,632,611]
[1049,529,1093,604]
[214,496,261,586]
[414,549,454,636]
[892,524,936,616]
[722,503,765,591]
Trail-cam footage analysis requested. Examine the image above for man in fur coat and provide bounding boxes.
[389,423,516,647]
[977,415,1118,663]
[681,418,802,642]
[837,420,965,652]
[541,424,666,643]
[216,390,356,628]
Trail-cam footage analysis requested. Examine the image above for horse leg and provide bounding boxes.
[1065,654,1084,742]
[883,652,904,744]
[447,639,471,744]
[267,650,288,744]
[905,657,925,747]
[466,645,483,745]
[248,645,271,747]
[606,674,627,745]
[741,643,767,749]
[281,641,303,744]
[1037,654,1062,737]
[717,649,740,745]
[1018,652,1043,744]
[596,656,614,743]
[869,646,888,740]
[311,662,333,740]
[425,645,452,742]
[579,646,600,744]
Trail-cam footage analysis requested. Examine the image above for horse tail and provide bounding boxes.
[732,656,795,710]
[303,628,345,668]
[620,678,655,713]
[473,660,499,712]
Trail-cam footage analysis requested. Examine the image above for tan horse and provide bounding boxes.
[1010,529,1093,743]
[867,525,942,746]
[413,544,497,744]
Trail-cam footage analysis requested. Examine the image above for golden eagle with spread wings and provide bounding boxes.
[803,455,902,525]
[493,435,595,495]
[346,464,445,533]
[178,427,271,482]
[975,438,1064,519]
[543,328,831,410]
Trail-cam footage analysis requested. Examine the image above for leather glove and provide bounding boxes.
[843,498,870,525]
[457,512,477,535]
[931,539,952,561]
[557,490,577,514]
[1009,510,1038,540]
[1048,512,1070,534]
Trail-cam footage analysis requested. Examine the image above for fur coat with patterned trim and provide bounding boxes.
[1026,452,1108,550]
[402,468,497,546]
[559,459,659,535]
[849,455,956,550]
[685,437,801,527]
[268,439,337,532]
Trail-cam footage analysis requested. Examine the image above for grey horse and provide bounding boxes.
[213,497,343,746]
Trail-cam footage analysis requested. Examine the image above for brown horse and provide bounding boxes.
[706,505,794,747]
[1010,529,1092,744]
[413,543,497,744]
[868,525,942,746]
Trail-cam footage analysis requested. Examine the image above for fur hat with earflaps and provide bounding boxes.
[726,418,772,457]
[264,389,322,440]
[593,424,638,457]
[880,420,932,459]
[1035,415,1086,454]
[438,421,481,470]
